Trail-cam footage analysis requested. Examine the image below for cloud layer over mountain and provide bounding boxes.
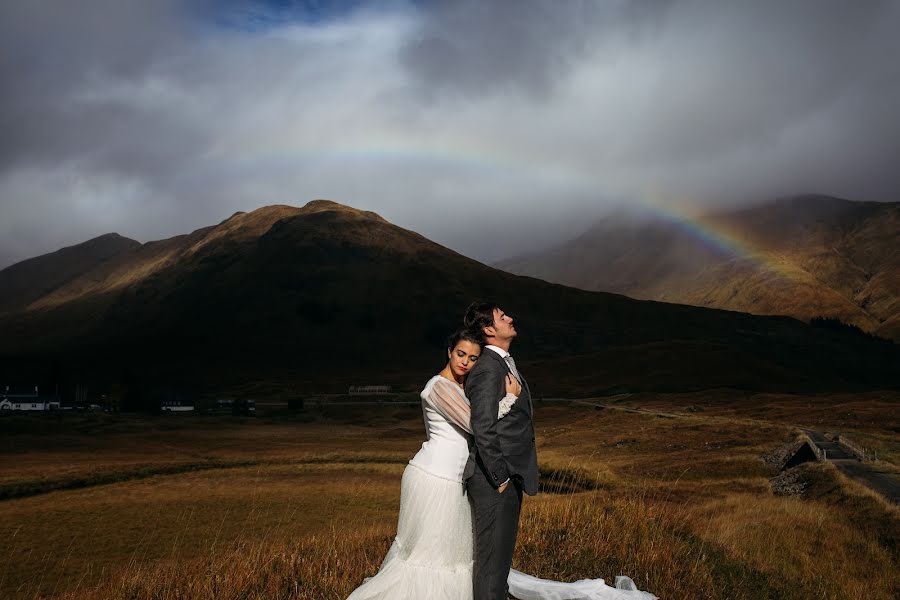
[2,0,898,268]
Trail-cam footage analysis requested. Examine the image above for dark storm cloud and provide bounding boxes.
[1,0,899,270]
[400,0,900,201]
[401,0,669,99]
[0,1,188,169]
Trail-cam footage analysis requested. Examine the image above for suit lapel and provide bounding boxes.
[522,373,533,415]
[486,348,532,416]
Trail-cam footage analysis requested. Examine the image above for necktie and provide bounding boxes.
[504,355,521,383]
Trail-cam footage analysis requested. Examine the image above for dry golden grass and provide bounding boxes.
[604,388,900,460]
[1,393,898,599]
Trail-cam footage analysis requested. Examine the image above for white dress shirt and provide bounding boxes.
[484,344,509,359]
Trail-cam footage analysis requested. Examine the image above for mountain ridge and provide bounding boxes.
[497,195,900,340]
[1,198,897,394]
[0,232,142,315]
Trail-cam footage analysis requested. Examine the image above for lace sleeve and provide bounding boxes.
[498,392,518,419]
[427,377,473,434]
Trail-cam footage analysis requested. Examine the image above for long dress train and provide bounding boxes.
[345,375,657,600]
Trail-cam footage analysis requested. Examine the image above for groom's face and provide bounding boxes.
[490,307,517,342]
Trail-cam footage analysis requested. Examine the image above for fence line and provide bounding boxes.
[838,435,878,462]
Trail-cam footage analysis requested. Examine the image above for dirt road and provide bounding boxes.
[802,428,900,504]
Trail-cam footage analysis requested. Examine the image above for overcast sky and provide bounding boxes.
[1,0,898,269]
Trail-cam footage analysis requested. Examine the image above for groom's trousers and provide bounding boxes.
[466,465,524,600]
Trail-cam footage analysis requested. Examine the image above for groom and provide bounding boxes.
[463,301,539,600]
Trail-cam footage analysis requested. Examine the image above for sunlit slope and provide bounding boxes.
[499,195,900,341]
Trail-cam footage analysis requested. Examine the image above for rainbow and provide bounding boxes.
[248,127,796,281]
[635,191,797,281]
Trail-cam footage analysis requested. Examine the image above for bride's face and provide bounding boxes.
[447,340,481,378]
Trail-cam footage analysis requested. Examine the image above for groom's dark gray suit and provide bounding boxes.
[464,346,538,600]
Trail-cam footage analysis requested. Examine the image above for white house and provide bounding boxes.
[12,399,48,410]
[348,385,392,395]
[0,385,59,410]
[161,398,195,412]
[0,398,60,410]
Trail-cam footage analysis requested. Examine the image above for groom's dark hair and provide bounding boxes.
[463,300,499,342]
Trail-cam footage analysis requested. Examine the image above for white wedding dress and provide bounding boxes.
[346,375,658,600]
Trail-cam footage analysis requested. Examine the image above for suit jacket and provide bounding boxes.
[464,348,539,496]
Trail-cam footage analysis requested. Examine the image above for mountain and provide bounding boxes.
[1,199,897,396]
[0,232,141,315]
[497,195,900,341]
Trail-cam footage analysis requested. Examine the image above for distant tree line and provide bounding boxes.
[809,316,893,344]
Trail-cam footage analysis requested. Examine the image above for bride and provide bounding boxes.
[346,329,658,600]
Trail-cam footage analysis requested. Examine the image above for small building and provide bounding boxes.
[1,385,60,411]
[215,398,235,409]
[161,398,194,412]
[210,398,255,415]
[6,399,50,410]
[349,385,392,395]
[231,398,256,416]
[153,387,196,413]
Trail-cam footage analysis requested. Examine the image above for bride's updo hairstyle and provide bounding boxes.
[446,328,483,354]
